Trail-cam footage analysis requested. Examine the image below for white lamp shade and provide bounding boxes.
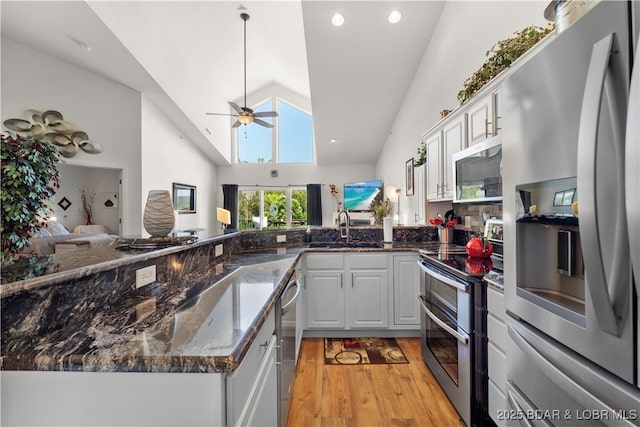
[217,207,231,225]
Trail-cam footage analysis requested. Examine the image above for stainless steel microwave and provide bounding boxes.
[452,136,502,203]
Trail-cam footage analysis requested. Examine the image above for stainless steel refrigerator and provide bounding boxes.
[501,0,640,424]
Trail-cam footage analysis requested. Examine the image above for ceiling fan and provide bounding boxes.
[206,13,277,128]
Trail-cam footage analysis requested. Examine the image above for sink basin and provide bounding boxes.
[308,242,383,249]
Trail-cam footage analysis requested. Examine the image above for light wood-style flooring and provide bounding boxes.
[287,337,463,427]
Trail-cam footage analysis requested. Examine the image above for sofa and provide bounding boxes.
[27,222,118,256]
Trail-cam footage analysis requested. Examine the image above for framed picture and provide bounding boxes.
[99,192,118,209]
[405,158,414,196]
[173,182,197,214]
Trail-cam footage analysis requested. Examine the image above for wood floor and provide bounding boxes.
[287,337,463,427]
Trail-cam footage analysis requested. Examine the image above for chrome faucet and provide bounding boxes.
[337,208,350,241]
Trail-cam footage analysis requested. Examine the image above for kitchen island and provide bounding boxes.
[1,227,440,426]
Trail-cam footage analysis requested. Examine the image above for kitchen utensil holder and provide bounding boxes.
[438,228,453,244]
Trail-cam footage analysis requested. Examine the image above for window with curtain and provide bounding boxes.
[238,187,307,230]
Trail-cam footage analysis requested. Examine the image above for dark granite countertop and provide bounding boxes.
[1,242,431,374]
[0,233,234,293]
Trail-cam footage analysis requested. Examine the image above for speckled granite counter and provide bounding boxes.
[1,227,445,375]
[1,245,304,373]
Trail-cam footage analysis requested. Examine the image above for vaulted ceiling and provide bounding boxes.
[1,1,444,165]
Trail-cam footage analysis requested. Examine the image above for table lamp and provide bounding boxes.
[217,207,231,231]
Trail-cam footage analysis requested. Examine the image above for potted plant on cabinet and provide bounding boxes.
[1,132,60,260]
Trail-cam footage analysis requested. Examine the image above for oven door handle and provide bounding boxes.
[418,296,469,344]
[417,260,469,292]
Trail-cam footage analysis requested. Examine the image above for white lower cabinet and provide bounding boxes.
[231,335,278,427]
[304,252,419,331]
[305,270,345,328]
[226,310,277,427]
[392,254,420,326]
[350,269,388,328]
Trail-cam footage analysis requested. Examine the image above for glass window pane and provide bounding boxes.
[278,100,313,163]
[263,190,287,229]
[238,190,260,229]
[237,102,273,163]
[291,189,307,227]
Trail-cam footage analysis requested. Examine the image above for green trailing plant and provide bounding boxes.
[1,132,60,260]
[415,140,426,167]
[457,24,555,104]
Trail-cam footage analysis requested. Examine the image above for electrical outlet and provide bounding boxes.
[277,234,286,243]
[136,265,156,289]
[215,244,223,257]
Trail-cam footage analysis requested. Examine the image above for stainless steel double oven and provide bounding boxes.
[418,248,491,427]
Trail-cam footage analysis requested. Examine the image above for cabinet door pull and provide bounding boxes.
[340,272,343,288]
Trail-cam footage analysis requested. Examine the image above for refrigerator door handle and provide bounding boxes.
[577,33,628,336]
[626,40,640,292]
[505,382,553,427]
[508,321,639,424]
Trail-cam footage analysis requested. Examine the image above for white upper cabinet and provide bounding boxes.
[425,112,466,202]
[425,130,443,201]
[467,92,498,145]
[413,163,427,224]
[442,114,466,200]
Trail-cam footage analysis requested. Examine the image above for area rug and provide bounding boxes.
[324,338,409,365]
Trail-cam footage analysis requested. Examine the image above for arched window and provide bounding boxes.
[236,97,313,164]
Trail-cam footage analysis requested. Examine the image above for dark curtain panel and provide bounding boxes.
[222,184,239,232]
[307,184,322,226]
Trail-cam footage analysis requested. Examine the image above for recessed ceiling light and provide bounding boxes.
[331,13,345,27]
[330,138,338,143]
[388,10,402,24]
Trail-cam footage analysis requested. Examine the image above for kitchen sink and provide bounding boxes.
[308,241,383,249]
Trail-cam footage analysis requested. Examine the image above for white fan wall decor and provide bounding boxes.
[206,13,277,128]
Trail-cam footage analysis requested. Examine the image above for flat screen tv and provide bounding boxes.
[343,180,383,211]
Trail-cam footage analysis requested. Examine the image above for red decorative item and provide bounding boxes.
[465,256,493,275]
[466,236,493,258]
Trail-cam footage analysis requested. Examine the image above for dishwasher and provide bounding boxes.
[276,270,300,427]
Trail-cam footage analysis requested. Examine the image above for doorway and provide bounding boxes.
[54,163,122,235]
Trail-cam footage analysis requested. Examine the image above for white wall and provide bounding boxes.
[2,38,217,237]
[1,37,143,236]
[376,1,549,224]
[216,162,376,227]
[141,96,218,235]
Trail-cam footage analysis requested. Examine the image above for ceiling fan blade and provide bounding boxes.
[253,118,274,128]
[232,120,243,128]
[229,102,243,114]
[206,112,236,116]
[253,111,278,118]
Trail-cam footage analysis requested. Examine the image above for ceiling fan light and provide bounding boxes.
[331,13,345,27]
[238,115,253,125]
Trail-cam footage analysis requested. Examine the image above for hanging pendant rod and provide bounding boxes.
[241,12,249,109]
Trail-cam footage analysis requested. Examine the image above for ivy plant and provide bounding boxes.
[1,132,60,260]
[457,24,555,104]
[415,140,426,167]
